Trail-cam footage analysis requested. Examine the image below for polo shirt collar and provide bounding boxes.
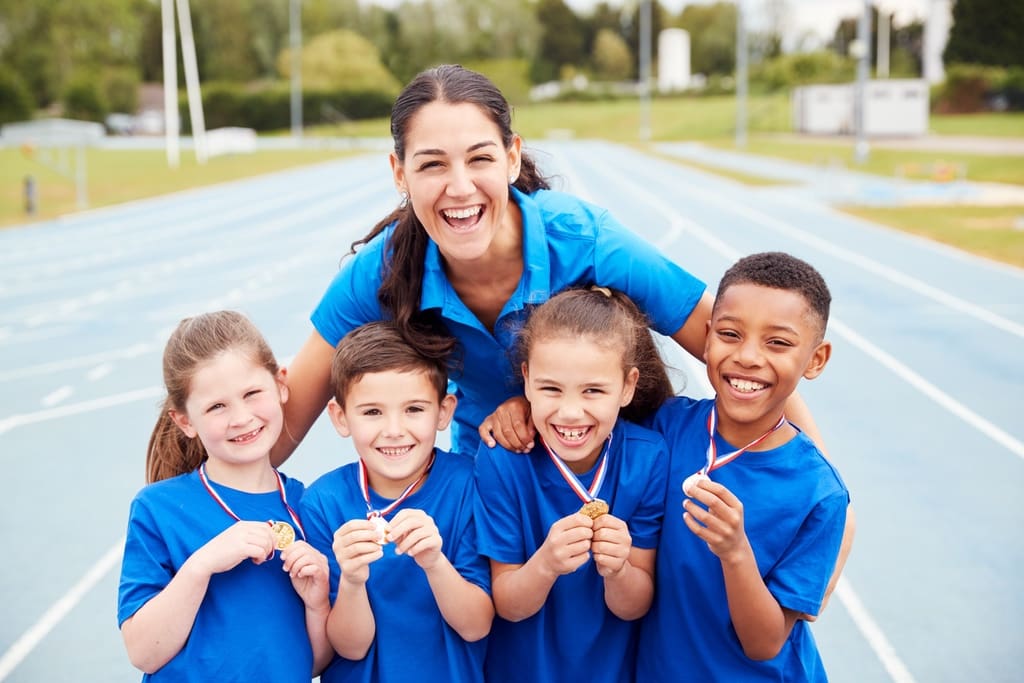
[419,186,553,315]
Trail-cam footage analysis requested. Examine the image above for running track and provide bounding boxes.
[1,140,1021,682]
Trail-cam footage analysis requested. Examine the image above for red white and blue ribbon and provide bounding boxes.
[358,451,436,520]
[198,462,306,540]
[700,406,787,476]
[541,431,613,504]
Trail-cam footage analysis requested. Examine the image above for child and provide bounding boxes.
[117,310,333,682]
[637,252,849,682]
[299,321,493,683]
[474,286,674,683]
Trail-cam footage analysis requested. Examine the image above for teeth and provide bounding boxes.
[379,446,413,457]
[231,427,261,442]
[555,426,589,441]
[442,206,481,220]
[729,378,766,393]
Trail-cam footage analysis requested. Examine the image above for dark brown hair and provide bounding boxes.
[146,311,279,483]
[331,321,450,408]
[349,64,550,358]
[716,252,831,340]
[515,287,674,423]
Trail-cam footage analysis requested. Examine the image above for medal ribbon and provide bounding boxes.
[198,463,306,540]
[541,431,613,504]
[698,406,787,477]
[358,451,435,519]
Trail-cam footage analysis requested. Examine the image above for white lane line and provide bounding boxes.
[835,577,918,683]
[649,157,1024,341]
[829,318,1024,461]
[0,343,153,382]
[40,385,74,407]
[86,363,114,381]
[0,386,162,436]
[0,540,124,682]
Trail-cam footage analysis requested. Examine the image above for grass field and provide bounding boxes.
[3,99,1022,267]
[0,147,354,227]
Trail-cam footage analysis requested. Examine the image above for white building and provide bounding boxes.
[923,0,953,85]
[657,28,691,93]
[792,79,930,137]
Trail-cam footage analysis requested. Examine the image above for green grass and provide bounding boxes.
[927,112,1024,137]
[5,100,1023,269]
[0,147,357,227]
[841,205,1024,268]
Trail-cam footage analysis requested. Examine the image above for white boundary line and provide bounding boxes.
[834,577,918,683]
[0,540,124,681]
[0,387,162,435]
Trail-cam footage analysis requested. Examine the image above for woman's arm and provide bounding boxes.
[272,330,336,467]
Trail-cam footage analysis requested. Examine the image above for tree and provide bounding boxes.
[592,28,632,81]
[677,1,736,76]
[532,0,585,83]
[944,0,1024,68]
[277,29,400,93]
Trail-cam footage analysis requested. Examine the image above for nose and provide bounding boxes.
[382,412,404,438]
[735,338,763,367]
[558,396,585,421]
[228,405,253,428]
[445,163,475,198]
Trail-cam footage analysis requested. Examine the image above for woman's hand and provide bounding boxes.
[479,395,535,452]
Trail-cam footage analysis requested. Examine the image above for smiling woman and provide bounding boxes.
[271,64,714,462]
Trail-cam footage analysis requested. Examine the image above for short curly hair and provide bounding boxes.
[715,252,831,339]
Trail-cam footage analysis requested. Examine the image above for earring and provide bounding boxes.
[399,191,408,209]
[509,174,516,184]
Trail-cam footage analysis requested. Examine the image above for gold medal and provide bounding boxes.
[579,499,609,519]
[271,520,295,549]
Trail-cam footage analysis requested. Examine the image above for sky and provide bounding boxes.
[564,0,932,47]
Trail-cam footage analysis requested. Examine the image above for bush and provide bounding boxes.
[62,73,108,122]
[932,63,1024,112]
[0,65,35,125]
[103,67,140,114]
[178,81,395,133]
[751,51,856,93]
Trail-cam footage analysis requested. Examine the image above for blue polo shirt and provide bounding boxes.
[311,187,706,454]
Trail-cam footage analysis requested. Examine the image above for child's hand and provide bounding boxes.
[281,541,330,609]
[387,509,443,570]
[590,514,632,578]
[538,513,594,576]
[332,519,386,586]
[479,396,535,453]
[192,521,276,575]
[682,479,752,564]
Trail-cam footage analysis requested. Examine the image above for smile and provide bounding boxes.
[728,377,768,393]
[378,445,414,457]
[229,426,263,443]
[554,425,592,442]
[441,205,483,230]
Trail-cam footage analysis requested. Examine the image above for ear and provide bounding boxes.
[520,361,534,402]
[507,134,522,181]
[168,409,197,438]
[436,393,458,431]
[702,319,712,363]
[326,398,351,438]
[803,340,833,380]
[389,151,405,193]
[276,367,289,405]
[620,366,640,407]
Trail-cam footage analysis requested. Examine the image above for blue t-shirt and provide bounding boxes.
[299,449,489,683]
[474,419,669,683]
[311,187,707,454]
[117,470,314,683]
[638,397,849,682]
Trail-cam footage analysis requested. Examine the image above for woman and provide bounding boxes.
[273,64,713,461]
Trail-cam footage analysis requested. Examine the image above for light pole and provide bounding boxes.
[735,0,748,148]
[853,0,872,163]
[638,0,652,141]
[290,0,303,141]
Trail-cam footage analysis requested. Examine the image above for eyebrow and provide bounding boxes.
[717,315,800,336]
[412,141,497,158]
